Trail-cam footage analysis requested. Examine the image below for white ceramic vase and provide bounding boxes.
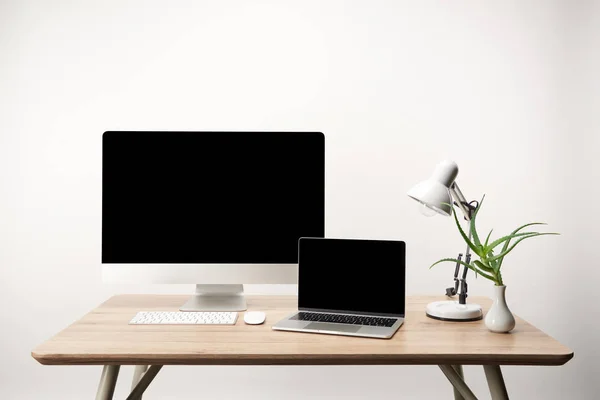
[484,285,515,333]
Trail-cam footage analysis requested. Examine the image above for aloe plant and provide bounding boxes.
[430,196,558,286]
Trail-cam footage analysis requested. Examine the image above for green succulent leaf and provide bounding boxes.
[496,268,504,286]
[496,222,547,270]
[430,258,496,283]
[484,229,493,247]
[449,204,484,257]
[470,196,485,248]
[489,259,499,272]
[473,260,494,273]
[485,252,499,272]
[466,264,495,282]
[485,231,546,253]
[486,232,559,263]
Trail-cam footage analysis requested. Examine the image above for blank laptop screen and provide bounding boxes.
[298,238,406,316]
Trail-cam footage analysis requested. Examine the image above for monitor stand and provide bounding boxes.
[180,284,247,312]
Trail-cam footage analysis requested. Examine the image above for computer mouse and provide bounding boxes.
[244,311,266,325]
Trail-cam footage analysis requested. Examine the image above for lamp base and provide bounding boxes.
[426,300,483,322]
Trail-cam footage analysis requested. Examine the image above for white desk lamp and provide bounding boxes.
[408,160,483,321]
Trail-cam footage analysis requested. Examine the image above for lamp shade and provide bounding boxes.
[407,160,459,217]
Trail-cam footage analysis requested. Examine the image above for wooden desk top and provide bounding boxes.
[31,295,573,366]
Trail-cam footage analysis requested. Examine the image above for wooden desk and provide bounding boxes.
[32,295,573,400]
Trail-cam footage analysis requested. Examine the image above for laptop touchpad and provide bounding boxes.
[306,322,361,333]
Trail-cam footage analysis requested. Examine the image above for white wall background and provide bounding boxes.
[1,0,598,398]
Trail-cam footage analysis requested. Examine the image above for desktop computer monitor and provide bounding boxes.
[102,131,325,310]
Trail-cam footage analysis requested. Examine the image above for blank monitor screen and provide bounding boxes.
[102,131,325,264]
[298,238,406,316]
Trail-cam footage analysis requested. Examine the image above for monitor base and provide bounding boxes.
[179,284,248,311]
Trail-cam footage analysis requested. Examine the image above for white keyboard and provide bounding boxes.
[129,311,238,325]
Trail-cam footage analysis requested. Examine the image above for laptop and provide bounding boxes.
[272,238,406,339]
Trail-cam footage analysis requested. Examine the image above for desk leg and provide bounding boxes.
[483,365,509,400]
[131,365,148,396]
[95,365,120,400]
[126,365,163,400]
[438,365,478,400]
[451,365,465,400]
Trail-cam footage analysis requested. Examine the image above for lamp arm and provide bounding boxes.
[446,224,474,305]
[448,182,478,305]
[449,182,473,221]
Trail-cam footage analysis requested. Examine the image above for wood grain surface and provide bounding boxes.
[31,295,573,366]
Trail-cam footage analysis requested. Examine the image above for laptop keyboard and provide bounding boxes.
[292,312,398,327]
